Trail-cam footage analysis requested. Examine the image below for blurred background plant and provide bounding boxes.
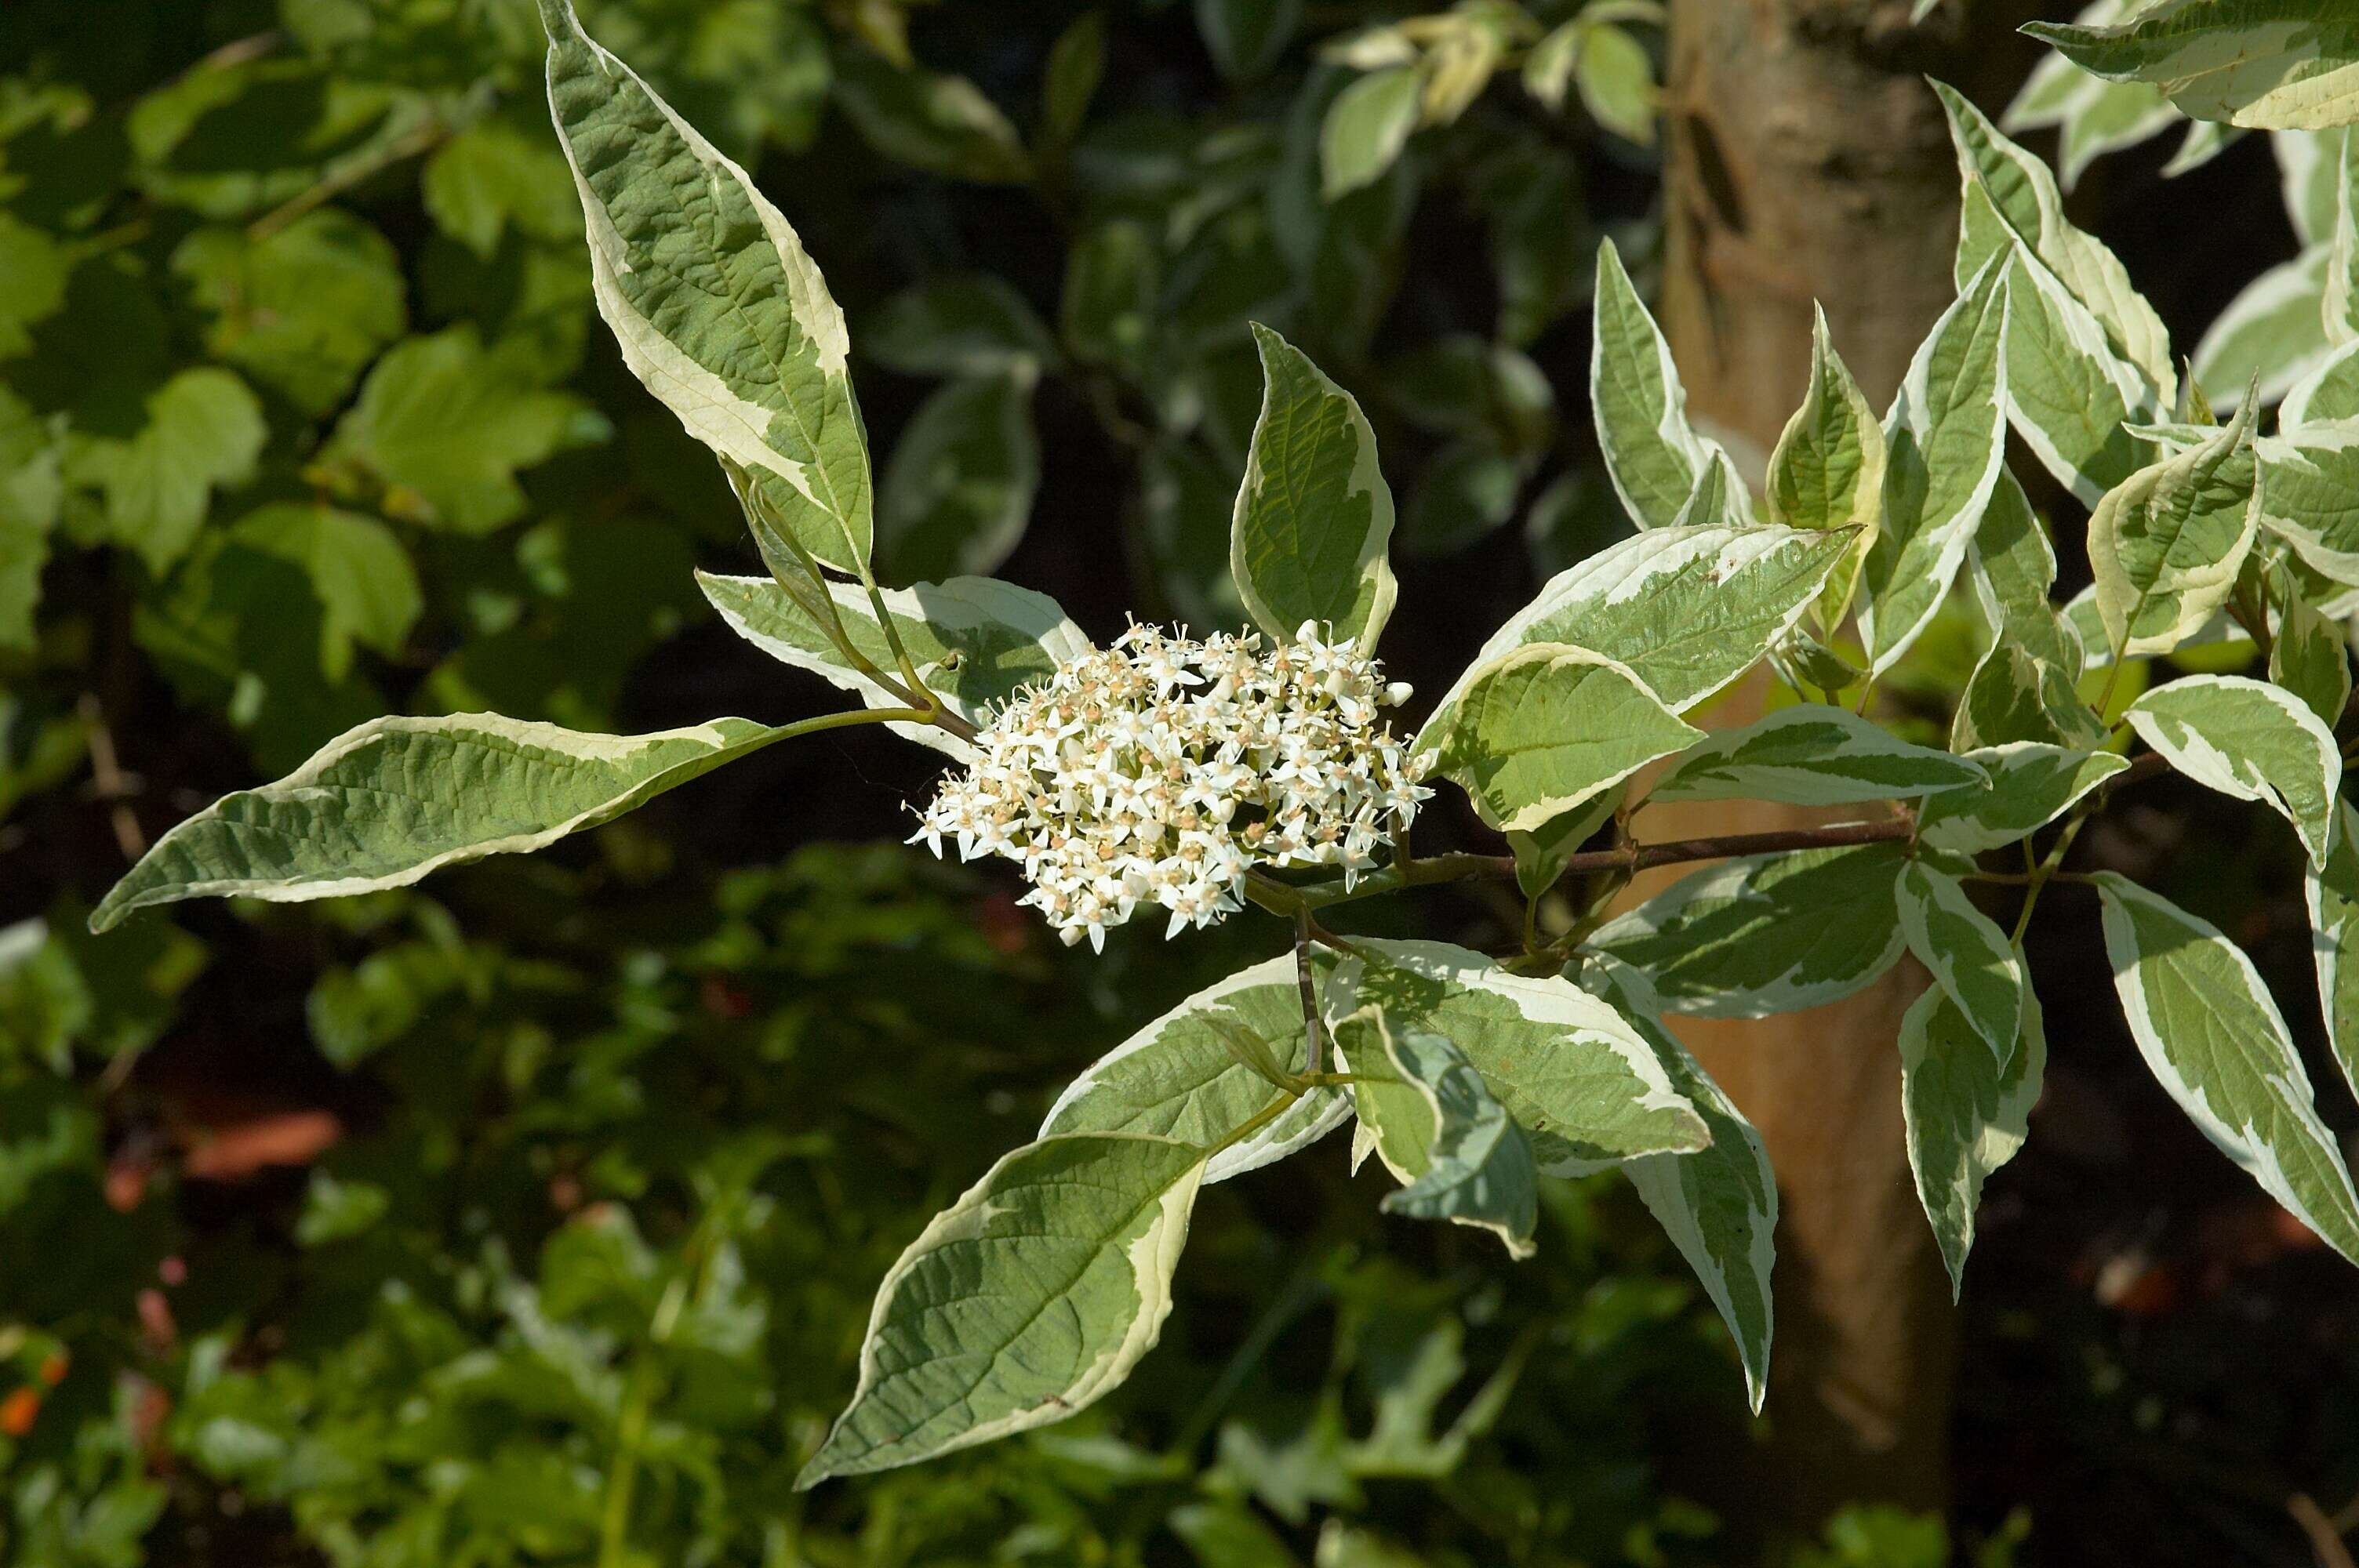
[0,0,2353,1563]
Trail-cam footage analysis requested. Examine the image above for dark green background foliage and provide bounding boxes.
[0,0,2353,1563]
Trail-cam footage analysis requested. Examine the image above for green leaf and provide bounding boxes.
[865,276,1056,379]
[1936,79,2174,397]
[1319,66,1423,200]
[1648,706,1986,808]
[61,366,265,573]
[1899,984,2045,1298]
[1043,11,1107,140]
[2126,672,2340,863]
[1384,335,1554,452]
[2269,557,2353,727]
[1574,24,1657,147]
[1398,439,1526,557]
[1769,625,1866,696]
[877,372,1039,583]
[133,535,383,775]
[1522,20,1584,111]
[1418,524,1853,752]
[1767,307,1886,626]
[798,1131,1209,1484]
[1198,0,1302,80]
[125,56,420,220]
[1141,438,1249,630]
[1917,741,2130,855]
[2094,871,2359,1262]
[1668,449,1749,531]
[1040,954,1349,1183]
[2192,245,2333,407]
[1325,938,1710,1173]
[1857,260,2011,677]
[1336,1009,1539,1259]
[0,388,62,654]
[1428,644,1700,833]
[1060,220,1160,372]
[695,570,1089,757]
[0,215,71,358]
[330,326,601,535]
[540,0,874,572]
[1169,1502,1303,1568]
[1506,787,1619,902]
[2304,797,2359,1106]
[1586,956,1775,1412]
[2255,421,2359,582]
[225,503,421,682]
[1229,324,1399,647]
[1590,239,1748,530]
[296,1171,391,1247]
[2087,394,2259,656]
[91,713,793,931]
[831,52,1033,183]
[420,118,582,259]
[1896,862,2026,1068]
[2023,1,2359,132]
[171,210,408,417]
[1590,841,1911,1018]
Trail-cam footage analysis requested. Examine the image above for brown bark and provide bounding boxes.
[1648,0,2045,1534]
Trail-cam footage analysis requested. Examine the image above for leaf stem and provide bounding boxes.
[776,706,936,740]
[758,514,979,744]
[859,562,936,712]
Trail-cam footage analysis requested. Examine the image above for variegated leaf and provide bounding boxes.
[2095,873,2359,1265]
[539,0,873,573]
[1896,861,2026,1068]
[2125,673,2341,865]
[798,1131,1210,1483]
[696,571,1089,759]
[1418,525,1852,751]
[95,714,793,931]
[1590,238,1753,530]
[1587,956,1776,1411]
[1648,705,1986,807]
[1588,841,1912,1019]
[1900,984,2045,1297]
[1324,938,1710,1174]
[1917,741,2131,855]
[1230,324,1399,647]
[1856,260,2010,676]
[1040,954,1350,1184]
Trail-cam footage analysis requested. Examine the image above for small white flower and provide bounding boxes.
[911,620,1429,949]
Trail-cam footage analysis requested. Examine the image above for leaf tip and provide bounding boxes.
[87,884,140,935]
[533,0,580,43]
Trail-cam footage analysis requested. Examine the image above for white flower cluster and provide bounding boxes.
[911,622,1432,950]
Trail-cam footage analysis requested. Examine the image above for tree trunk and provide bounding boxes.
[1648,0,2043,1534]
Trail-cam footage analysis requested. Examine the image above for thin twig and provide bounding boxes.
[2290,1493,2357,1568]
[249,113,453,241]
[78,695,145,860]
